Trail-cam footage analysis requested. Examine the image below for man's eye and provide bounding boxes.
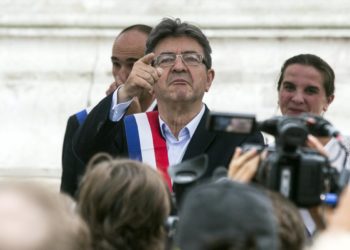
[184,55,200,63]
[159,56,175,64]
[113,62,121,68]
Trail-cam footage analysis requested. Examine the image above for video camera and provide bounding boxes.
[207,111,350,207]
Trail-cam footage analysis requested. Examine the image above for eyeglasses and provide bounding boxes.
[153,53,207,68]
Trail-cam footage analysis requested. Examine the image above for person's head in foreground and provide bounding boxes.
[0,181,91,250]
[78,154,171,250]
[266,190,306,250]
[174,180,278,250]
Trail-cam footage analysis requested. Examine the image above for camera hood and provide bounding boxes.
[168,154,208,184]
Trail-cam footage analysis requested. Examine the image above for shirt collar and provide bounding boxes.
[159,104,205,139]
[146,100,157,112]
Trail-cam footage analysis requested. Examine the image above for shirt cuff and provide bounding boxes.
[109,85,133,122]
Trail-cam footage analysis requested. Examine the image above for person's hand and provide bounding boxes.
[105,81,120,96]
[306,134,328,157]
[327,187,350,232]
[118,53,162,103]
[228,147,263,183]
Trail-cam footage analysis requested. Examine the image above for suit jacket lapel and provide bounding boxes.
[182,107,216,161]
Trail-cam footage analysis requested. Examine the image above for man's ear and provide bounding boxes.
[205,69,215,92]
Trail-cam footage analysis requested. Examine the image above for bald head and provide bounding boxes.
[111,27,150,85]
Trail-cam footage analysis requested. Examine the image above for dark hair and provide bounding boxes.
[204,237,257,250]
[120,24,152,36]
[78,154,171,250]
[175,181,277,250]
[277,54,335,98]
[145,17,212,69]
[266,191,305,250]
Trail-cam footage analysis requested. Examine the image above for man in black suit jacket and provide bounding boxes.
[61,24,153,196]
[71,17,264,198]
[61,108,91,196]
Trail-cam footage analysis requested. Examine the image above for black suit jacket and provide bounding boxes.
[68,94,264,198]
[61,109,90,197]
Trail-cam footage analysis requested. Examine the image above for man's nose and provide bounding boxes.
[117,66,130,83]
[172,55,187,71]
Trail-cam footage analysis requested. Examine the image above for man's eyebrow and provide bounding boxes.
[159,50,199,55]
[126,58,139,63]
[182,50,199,54]
[111,56,139,63]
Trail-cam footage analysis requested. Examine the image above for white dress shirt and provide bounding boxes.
[159,106,205,166]
[109,85,205,166]
[109,85,156,122]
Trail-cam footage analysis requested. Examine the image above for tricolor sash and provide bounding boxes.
[75,107,92,125]
[124,111,172,190]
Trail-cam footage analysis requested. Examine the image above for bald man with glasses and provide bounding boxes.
[72,18,264,196]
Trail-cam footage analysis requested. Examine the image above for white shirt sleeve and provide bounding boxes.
[109,85,133,122]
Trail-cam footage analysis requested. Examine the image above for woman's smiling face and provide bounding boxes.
[278,64,334,116]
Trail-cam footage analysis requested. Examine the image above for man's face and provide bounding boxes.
[278,64,334,116]
[111,29,148,85]
[152,36,214,104]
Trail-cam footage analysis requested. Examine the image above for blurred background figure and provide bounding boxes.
[0,181,91,250]
[77,154,171,250]
[61,24,153,198]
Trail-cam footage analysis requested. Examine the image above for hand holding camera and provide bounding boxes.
[208,111,349,208]
[228,146,263,183]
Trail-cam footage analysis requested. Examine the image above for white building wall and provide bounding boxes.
[1,0,350,184]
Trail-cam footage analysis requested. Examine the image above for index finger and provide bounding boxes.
[140,53,155,65]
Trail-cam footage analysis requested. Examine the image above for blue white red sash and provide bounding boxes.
[124,111,172,191]
[75,107,92,125]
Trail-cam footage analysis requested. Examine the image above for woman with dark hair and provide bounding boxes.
[277,54,335,116]
[230,54,348,177]
[77,154,171,250]
[276,54,349,171]
[228,54,349,238]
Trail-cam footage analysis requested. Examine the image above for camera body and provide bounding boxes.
[258,145,338,207]
[207,112,345,207]
[256,115,339,207]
